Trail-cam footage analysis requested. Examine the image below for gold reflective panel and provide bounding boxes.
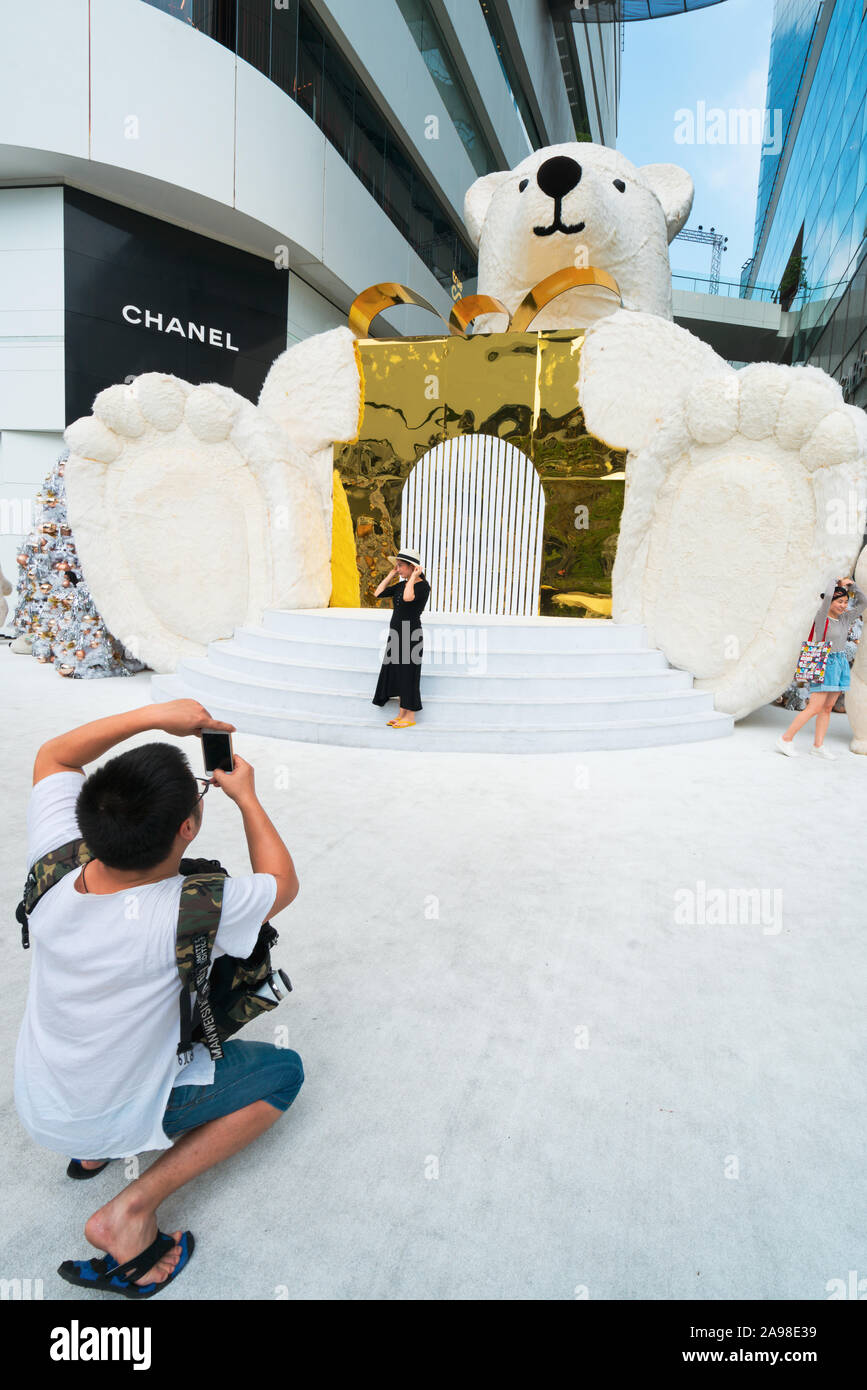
[334,329,626,615]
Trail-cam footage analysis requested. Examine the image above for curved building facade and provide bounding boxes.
[0,0,624,580]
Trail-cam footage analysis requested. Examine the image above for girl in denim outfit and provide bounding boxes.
[777,578,867,760]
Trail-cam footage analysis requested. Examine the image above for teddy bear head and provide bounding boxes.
[464,142,694,330]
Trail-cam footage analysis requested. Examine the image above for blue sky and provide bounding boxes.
[618,0,775,285]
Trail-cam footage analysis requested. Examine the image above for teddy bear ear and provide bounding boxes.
[638,163,695,242]
[464,171,511,249]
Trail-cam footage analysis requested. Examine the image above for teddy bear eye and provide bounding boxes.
[519,179,529,192]
[613,179,626,193]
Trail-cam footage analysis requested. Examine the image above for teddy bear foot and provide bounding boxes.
[613,362,867,719]
[63,375,331,674]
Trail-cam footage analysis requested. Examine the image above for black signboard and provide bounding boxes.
[63,187,288,425]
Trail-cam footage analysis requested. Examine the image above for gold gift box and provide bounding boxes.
[334,273,626,616]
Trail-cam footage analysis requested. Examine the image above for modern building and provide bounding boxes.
[0,0,625,583]
[744,0,867,406]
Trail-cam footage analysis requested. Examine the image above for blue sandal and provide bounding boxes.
[67,1158,111,1180]
[57,1230,194,1298]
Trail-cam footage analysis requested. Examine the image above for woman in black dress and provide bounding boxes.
[372,548,431,729]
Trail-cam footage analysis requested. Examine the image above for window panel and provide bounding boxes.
[296,8,324,123]
[855,184,867,250]
[836,140,858,211]
[140,0,477,293]
[270,1,299,98]
[398,0,425,45]
[410,179,437,264]
[351,88,387,205]
[383,135,414,243]
[142,0,236,47]
[396,0,495,175]
[322,43,355,163]
[237,0,270,76]
[842,79,863,155]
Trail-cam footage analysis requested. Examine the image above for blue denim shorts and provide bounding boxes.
[810,650,851,692]
[162,1040,304,1138]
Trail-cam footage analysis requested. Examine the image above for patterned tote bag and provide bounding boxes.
[795,618,831,686]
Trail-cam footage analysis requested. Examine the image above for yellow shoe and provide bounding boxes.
[392,718,416,728]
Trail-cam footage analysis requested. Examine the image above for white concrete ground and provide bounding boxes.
[1,648,865,1301]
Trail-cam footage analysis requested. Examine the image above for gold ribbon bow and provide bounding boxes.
[348,266,621,339]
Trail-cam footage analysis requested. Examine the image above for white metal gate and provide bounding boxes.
[400,434,545,616]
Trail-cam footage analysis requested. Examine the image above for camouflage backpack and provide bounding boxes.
[16,842,292,1065]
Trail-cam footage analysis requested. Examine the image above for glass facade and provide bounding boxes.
[807,247,867,402]
[748,0,866,400]
[551,14,595,141]
[141,0,477,290]
[547,0,726,18]
[752,0,822,254]
[479,0,544,149]
[533,3,620,145]
[619,0,726,14]
[395,0,497,177]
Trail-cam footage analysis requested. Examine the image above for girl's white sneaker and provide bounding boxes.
[811,745,836,760]
[775,736,798,757]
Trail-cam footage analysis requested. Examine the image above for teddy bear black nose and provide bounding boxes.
[536,156,582,200]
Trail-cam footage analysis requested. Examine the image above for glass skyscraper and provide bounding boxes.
[746,0,867,406]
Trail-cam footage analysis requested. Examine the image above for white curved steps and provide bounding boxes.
[151,608,733,753]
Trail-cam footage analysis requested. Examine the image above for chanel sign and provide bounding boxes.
[64,188,288,425]
[120,305,241,351]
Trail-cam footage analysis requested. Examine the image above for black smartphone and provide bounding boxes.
[200,729,234,774]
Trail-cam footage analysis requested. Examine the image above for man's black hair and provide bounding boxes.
[76,743,199,871]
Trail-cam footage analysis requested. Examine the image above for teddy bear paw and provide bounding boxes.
[612,362,867,718]
[64,374,330,673]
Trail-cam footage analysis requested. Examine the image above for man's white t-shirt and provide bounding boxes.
[14,772,276,1158]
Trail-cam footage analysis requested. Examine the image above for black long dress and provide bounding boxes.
[372,577,431,712]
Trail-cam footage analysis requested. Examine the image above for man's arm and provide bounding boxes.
[211,756,299,919]
[33,700,235,785]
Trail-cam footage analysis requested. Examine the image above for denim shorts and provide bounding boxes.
[162,1040,304,1138]
[810,650,851,692]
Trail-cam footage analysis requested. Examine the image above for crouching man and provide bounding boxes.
[14,698,302,1297]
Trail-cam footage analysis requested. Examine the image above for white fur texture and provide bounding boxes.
[579,310,730,454]
[64,375,330,673]
[259,326,361,531]
[465,143,694,330]
[612,364,867,718]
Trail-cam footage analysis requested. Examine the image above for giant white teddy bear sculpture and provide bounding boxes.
[63,143,867,744]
